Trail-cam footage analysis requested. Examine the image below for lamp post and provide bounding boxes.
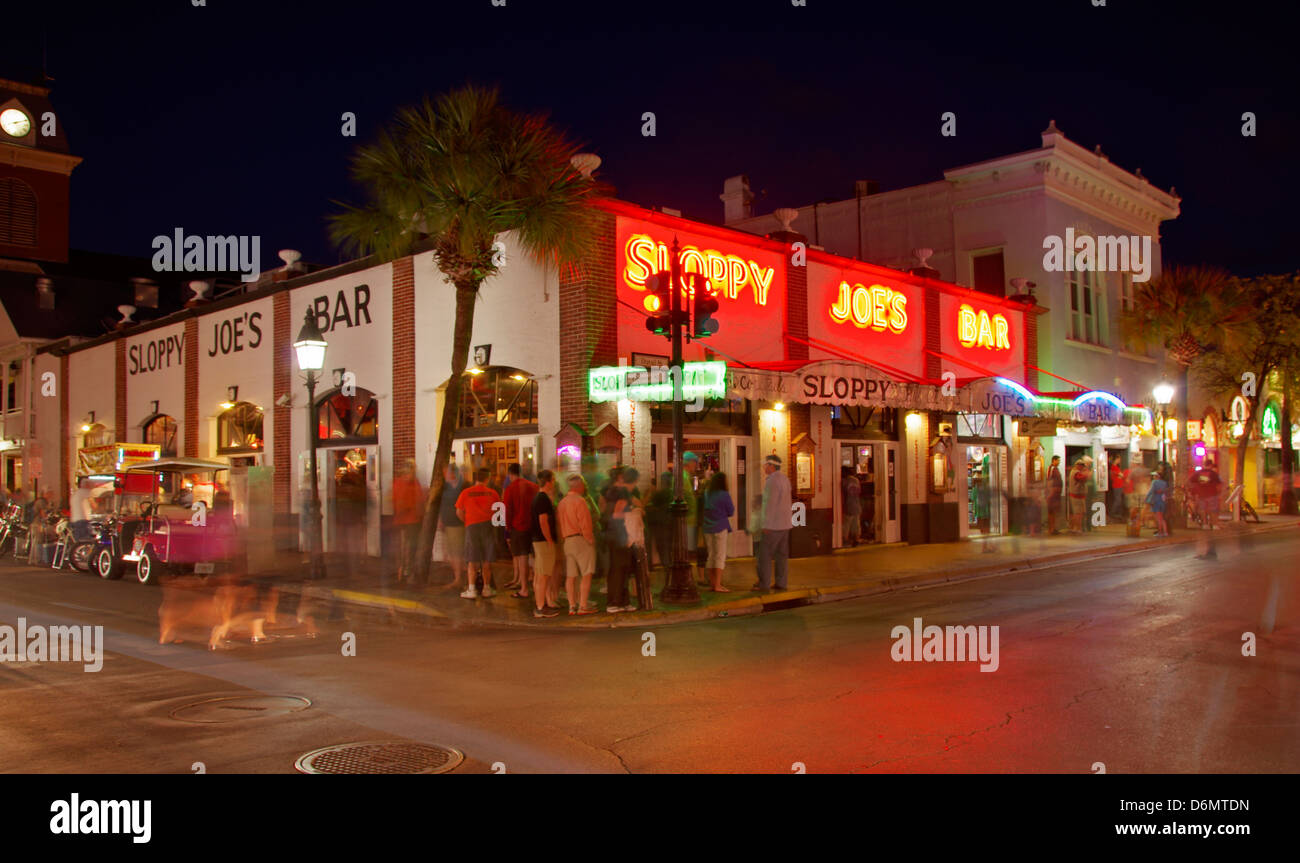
[660,238,701,606]
[294,309,328,579]
[1154,381,1174,476]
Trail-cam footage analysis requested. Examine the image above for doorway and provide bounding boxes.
[965,445,1005,536]
[834,441,899,547]
[313,445,381,557]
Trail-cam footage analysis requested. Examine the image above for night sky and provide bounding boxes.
[9,0,1296,277]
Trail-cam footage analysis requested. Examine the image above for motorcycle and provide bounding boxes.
[0,503,30,559]
[52,515,98,572]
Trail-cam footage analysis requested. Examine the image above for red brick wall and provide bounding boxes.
[785,252,809,362]
[184,318,198,456]
[924,285,941,381]
[114,341,127,441]
[391,257,415,466]
[273,292,292,513]
[1024,309,1039,390]
[559,209,617,434]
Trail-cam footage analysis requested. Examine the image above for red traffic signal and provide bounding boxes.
[645,271,673,336]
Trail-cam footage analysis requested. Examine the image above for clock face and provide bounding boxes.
[0,108,31,137]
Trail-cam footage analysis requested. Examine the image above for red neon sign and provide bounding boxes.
[623,233,777,309]
[828,281,908,333]
[957,303,1011,350]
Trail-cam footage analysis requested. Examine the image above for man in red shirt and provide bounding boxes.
[391,459,425,584]
[1192,458,1223,560]
[502,463,538,598]
[455,468,501,599]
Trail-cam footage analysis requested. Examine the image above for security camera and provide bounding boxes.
[275,394,293,407]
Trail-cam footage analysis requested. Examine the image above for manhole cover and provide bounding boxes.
[294,742,464,774]
[170,695,311,723]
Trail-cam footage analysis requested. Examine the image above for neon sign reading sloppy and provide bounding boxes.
[828,282,908,333]
[957,304,1011,350]
[624,234,775,309]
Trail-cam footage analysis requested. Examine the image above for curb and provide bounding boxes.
[282,519,1297,632]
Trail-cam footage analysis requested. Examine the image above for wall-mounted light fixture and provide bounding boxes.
[220,385,239,410]
[81,410,95,433]
[332,369,346,389]
[149,400,159,415]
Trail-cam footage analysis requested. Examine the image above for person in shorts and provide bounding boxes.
[455,468,500,599]
[701,471,735,591]
[556,474,597,614]
[502,463,538,597]
[1192,458,1223,559]
[439,464,467,590]
[529,470,560,618]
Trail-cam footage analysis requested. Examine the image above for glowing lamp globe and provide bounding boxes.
[293,309,328,371]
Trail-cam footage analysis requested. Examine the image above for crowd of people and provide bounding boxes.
[389,450,796,616]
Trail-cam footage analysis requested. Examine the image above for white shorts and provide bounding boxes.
[704,531,728,569]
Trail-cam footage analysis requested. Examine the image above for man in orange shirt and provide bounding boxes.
[455,468,501,599]
[556,474,598,615]
[392,459,425,584]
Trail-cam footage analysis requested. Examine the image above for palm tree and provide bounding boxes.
[329,86,606,580]
[1120,265,1252,511]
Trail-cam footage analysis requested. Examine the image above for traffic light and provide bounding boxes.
[644,272,673,336]
[691,273,720,338]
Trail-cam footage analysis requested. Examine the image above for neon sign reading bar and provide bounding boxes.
[958,304,1011,350]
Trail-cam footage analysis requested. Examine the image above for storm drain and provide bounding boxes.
[170,695,312,723]
[294,742,464,774]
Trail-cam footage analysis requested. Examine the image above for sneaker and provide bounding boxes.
[606,606,626,613]
[481,587,496,598]
[460,588,479,599]
[577,607,600,615]
[533,608,559,618]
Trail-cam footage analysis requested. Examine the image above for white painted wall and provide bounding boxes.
[67,342,116,445]
[124,322,187,445]
[197,296,275,459]
[412,232,560,480]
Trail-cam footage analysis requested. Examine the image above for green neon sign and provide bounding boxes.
[589,361,727,403]
[1261,400,1280,437]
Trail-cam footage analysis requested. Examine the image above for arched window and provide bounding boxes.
[216,402,264,454]
[82,422,113,449]
[0,178,37,246]
[143,414,178,457]
[458,366,538,429]
[316,387,378,446]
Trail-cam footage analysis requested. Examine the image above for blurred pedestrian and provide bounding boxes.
[1068,460,1088,534]
[455,468,500,599]
[438,464,467,590]
[1192,458,1223,559]
[701,471,735,592]
[605,467,641,613]
[557,474,597,615]
[391,459,424,584]
[751,455,792,592]
[1146,468,1170,537]
[1046,455,1063,534]
[529,470,560,618]
[840,466,861,547]
[502,463,537,597]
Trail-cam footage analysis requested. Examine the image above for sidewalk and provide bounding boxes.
[270,514,1299,631]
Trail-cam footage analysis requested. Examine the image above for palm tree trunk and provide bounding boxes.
[1172,363,1190,527]
[1282,365,1297,515]
[413,283,479,581]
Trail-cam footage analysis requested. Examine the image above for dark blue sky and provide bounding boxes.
[11,0,1296,276]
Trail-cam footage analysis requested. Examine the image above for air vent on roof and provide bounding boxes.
[132,277,159,309]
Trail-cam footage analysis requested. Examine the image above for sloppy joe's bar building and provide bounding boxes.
[30,196,1149,560]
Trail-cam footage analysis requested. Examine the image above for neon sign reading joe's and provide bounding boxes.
[828,282,909,333]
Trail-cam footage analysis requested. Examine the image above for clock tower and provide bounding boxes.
[0,77,81,264]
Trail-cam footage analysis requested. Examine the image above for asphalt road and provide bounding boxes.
[1,528,1296,774]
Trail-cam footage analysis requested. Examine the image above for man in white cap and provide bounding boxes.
[750,454,793,592]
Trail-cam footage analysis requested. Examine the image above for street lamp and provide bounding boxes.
[1154,380,1174,477]
[293,309,328,579]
